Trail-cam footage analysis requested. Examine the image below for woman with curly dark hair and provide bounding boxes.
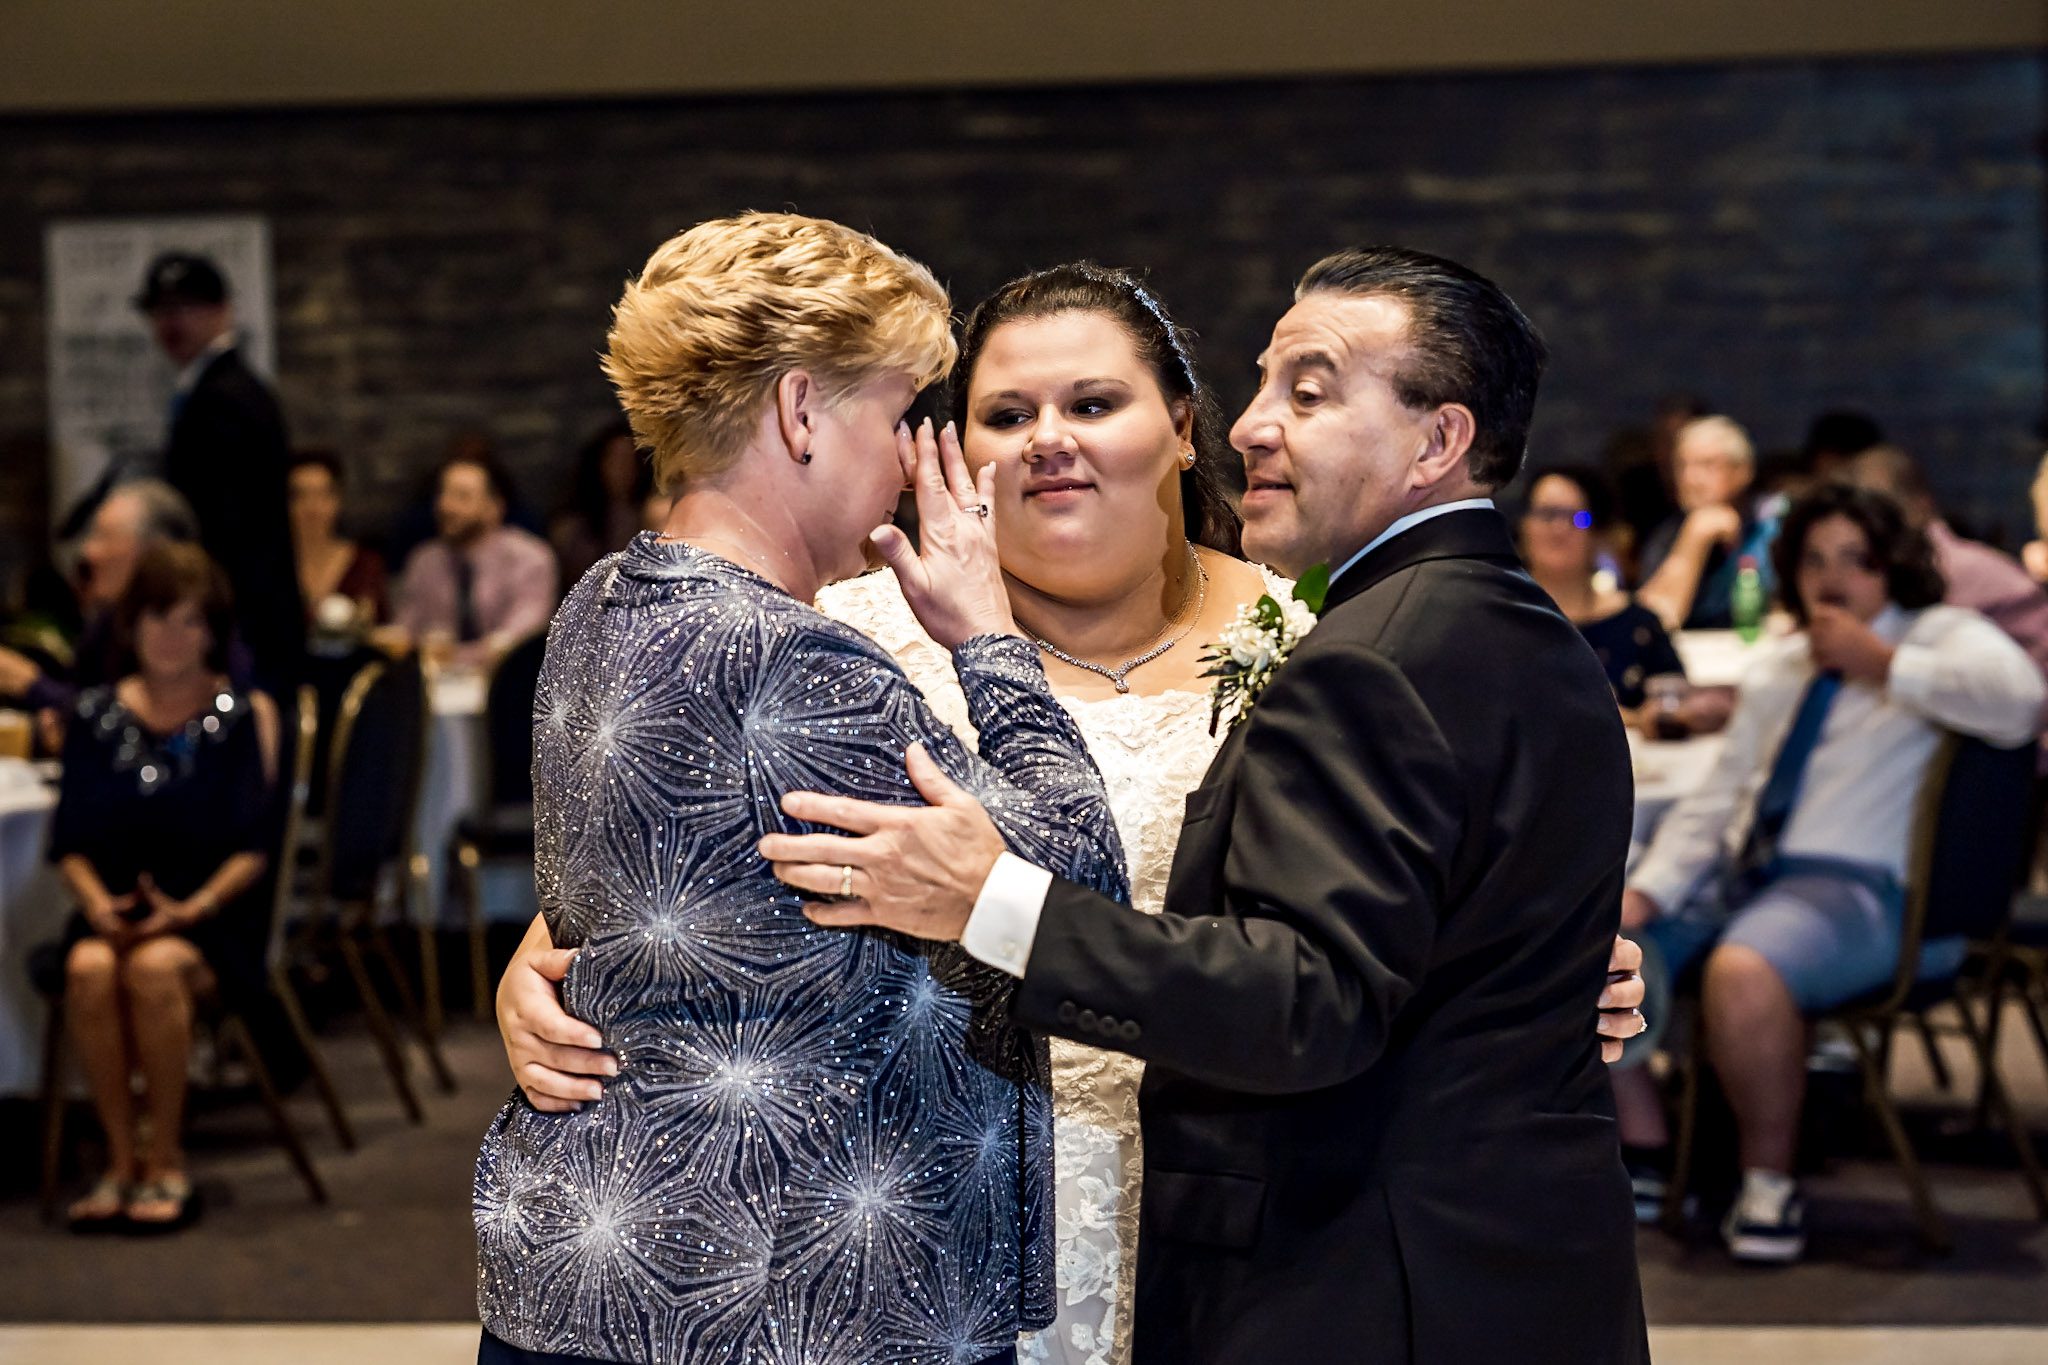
[1615,481,2043,1264]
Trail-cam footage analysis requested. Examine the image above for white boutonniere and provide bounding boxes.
[1201,564,1330,735]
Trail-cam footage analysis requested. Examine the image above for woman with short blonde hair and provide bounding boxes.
[473,213,1125,1365]
[603,211,956,491]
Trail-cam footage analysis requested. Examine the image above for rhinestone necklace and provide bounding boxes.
[1029,547,1208,694]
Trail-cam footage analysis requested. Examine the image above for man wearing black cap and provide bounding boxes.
[137,251,304,691]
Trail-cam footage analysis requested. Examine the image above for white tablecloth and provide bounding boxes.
[0,768,67,1095]
[1628,731,1726,866]
[1672,629,1762,689]
[413,670,535,929]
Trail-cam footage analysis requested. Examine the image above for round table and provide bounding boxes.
[0,765,67,1096]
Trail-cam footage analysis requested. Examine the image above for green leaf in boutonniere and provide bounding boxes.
[1199,563,1331,735]
[1292,562,1330,615]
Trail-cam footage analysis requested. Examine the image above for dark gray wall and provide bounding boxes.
[2,52,2042,565]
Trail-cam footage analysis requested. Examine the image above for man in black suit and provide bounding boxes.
[139,252,304,691]
[766,247,1649,1363]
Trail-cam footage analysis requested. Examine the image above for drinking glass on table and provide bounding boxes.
[1642,673,1691,740]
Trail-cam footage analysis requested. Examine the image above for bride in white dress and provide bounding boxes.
[819,264,1282,1365]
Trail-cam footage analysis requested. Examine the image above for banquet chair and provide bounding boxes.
[1960,775,2048,1118]
[38,685,334,1220]
[1661,732,2048,1252]
[1971,894,2048,1112]
[261,684,356,1153]
[309,653,453,1123]
[454,630,545,1021]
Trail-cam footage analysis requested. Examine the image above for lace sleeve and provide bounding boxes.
[816,570,976,740]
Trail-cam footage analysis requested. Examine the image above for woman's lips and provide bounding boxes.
[1024,481,1094,500]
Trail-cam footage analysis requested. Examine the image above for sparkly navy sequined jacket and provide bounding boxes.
[475,535,1127,1364]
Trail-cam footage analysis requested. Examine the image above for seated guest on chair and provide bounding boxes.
[288,449,388,637]
[1850,444,2048,715]
[1614,482,2043,1263]
[50,542,280,1233]
[1637,415,1777,631]
[389,451,558,663]
[1520,464,1683,712]
[0,481,199,723]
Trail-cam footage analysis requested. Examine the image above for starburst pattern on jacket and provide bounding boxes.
[476,535,1127,1364]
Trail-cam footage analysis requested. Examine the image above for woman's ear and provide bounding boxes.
[776,371,815,465]
[1170,398,1195,445]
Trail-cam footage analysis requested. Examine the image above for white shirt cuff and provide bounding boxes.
[1884,643,1938,714]
[959,851,1052,978]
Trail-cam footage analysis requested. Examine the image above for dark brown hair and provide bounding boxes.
[951,263,1242,556]
[1770,481,1945,625]
[1296,245,1546,489]
[120,541,235,673]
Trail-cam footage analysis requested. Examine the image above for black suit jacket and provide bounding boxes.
[1017,509,1648,1364]
[165,347,304,689]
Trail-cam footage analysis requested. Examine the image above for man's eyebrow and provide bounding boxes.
[1284,349,1339,373]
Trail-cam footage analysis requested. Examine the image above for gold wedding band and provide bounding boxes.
[840,865,854,898]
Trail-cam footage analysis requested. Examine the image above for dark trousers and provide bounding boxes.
[479,1329,1016,1364]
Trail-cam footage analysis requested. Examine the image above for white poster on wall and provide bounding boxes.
[44,215,276,528]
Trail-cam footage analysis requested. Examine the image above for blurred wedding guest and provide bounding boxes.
[1520,466,1682,712]
[2024,453,2048,585]
[549,419,654,586]
[384,430,547,569]
[1608,392,1710,573]
[137,253,303,691]
[389,450,558,662]
[1850,444,2048,716]
[49,542,279,1233]
[287,450,387,636]
[0,481,198,718]
[1615,483,2042,1262]
[1799,409,1884,483]
[1637,415,1777,631]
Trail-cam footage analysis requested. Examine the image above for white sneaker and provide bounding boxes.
[1722,1170,1806,1264]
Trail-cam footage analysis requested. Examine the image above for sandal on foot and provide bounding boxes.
[66,1176,130,1232]
[125,1172,198,1232]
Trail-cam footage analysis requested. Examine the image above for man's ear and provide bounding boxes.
[1413,403,1477,492]
[775,371,815,464]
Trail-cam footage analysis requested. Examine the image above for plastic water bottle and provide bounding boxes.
[1732,555,1764,644]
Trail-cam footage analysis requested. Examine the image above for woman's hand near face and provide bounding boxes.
[1681,503,1743,549]
[498,912,617,1112]
[873,419,1017,649]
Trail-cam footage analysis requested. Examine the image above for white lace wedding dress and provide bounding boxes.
[817,564,1288,1365]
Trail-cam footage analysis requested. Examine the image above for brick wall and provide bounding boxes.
[1,52,2041,575]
